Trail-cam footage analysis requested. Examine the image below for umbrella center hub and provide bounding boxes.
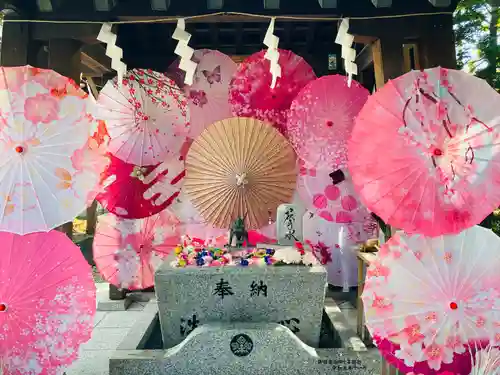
[235,173,248,187]
[326,120,334,127]
[0,303,7,312]
[433,148,443,157]
[449,301,458,310]
[15,145,25,154]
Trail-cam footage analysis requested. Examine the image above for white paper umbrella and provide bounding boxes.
[0,66,109,234]
[97,68,190,166]
[362,226,500,371]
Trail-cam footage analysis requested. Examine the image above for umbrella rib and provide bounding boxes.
[0,162,22,230]
[8,256,81,305]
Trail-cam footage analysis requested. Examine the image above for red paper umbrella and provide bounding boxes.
[95,153,185,219]
[286,75,369,169]
[228,49,316,135]
[348,67,500,236]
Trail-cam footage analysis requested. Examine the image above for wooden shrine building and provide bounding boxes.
[0,0,459,304]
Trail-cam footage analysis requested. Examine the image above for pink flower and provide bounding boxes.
[401,316,425,346]
[424,343,454,370]
[371,293,393,312]
[24,93,60,124]
[367,261,391,279]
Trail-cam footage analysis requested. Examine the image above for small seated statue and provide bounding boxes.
[228,216,249,248]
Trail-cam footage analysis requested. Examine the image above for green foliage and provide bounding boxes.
[454,0,499,90]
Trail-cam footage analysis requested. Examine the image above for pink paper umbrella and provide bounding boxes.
[287,75,369,169]
[348,67,500,236]
[96,68,190,166]
[95,153,185,219]
[229,49,316,135]
[168,49,238,139]
[0,231,95,375]
[372,336,492,375]
[93,211,180,290]
[297,160,378,243]
[362,226,500,373]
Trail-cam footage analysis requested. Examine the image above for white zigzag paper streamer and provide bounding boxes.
[172,19,197,86]
[263,17,281,89]
[335,18,357,87]
[97,23,127,87]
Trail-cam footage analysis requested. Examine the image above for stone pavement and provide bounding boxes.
[65,284,154,375]
[65,284,380,375]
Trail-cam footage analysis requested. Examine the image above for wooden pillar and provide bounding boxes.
[371,37,405,88]
[1,6,32,66]
[48,39,83,240]
[418,15,457,69]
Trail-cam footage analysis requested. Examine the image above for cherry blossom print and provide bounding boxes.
[0,66,109,234]
[298,161,377,243]
[167,50,237,139]
[96,68,189,166]
[96,153,185,219]
[286,75,369,170]
[24,93,60,124]
[362,227,500,372]
[374,335,480,375]
[93,212,180,290]
[303,213,360,287]
[0,231,95,375]
[349,67,500,236]
[229,49,316,135]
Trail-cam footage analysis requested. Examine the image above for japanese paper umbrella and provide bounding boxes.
[96,68,190,166]
[93,211,180,290]
[362,226,500,373]
[286,75,369,170]
[184,117,297,229]
[167,49,238,139]
[297,161,377,243]
[229,49,317,135]
[371,335,489,375]
[303,212,367,288]
[0,66,109,235]
[95,152,186,219]
[348,67,500,236]
[169,191,229,246]
[0,230,95,374]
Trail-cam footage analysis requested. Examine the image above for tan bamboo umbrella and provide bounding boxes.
[184,117,297,229]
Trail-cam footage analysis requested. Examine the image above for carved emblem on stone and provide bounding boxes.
[230,333,253,357]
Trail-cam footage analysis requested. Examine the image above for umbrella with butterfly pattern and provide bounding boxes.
[167,49,238,139]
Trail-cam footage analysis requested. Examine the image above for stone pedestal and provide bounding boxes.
[155,261,327,348]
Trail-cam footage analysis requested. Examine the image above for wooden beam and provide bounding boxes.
[355,43,373,72]
[317,0,337,8]
[263,0,280,9]
[207,0,223,9]
[94,0,116,11]
[36,0,53,12]
[428,0,451,6]
[371,0,392,7]
[32,23,102,43]
[372,38,404,88]
[418,16,456,68]
[81,43,111,71]
[150,0,170,10]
